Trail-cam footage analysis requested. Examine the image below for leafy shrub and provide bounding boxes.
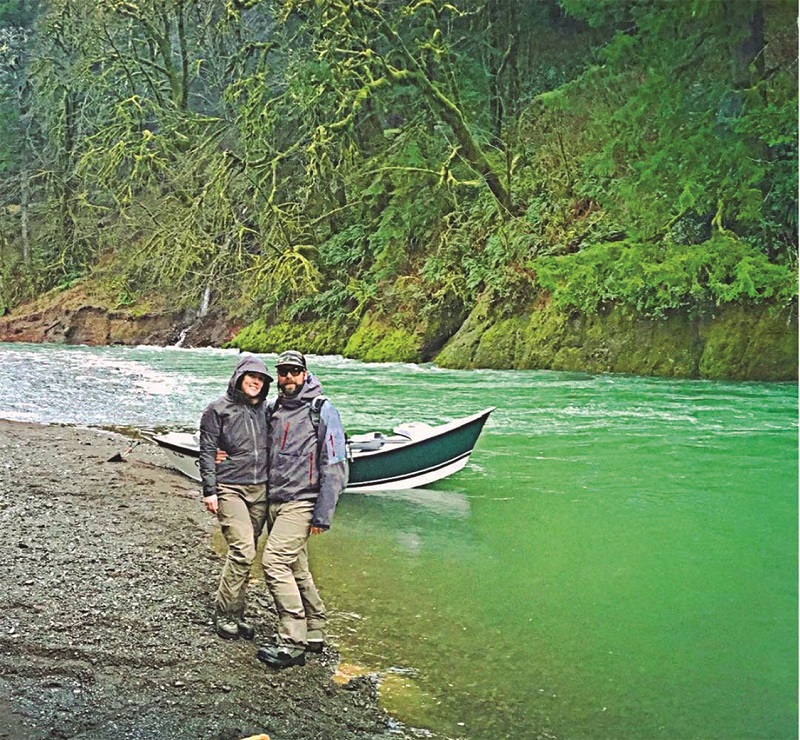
[532,233,798,316]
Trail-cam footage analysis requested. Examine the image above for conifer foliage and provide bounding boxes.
[0,0,795,321]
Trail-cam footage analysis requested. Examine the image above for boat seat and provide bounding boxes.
[348,432,388,451]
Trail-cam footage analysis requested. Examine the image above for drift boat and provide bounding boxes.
[150,407,494,493]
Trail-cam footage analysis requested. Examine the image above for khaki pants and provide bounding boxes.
[263,500,326,646]
[215,483,267,619]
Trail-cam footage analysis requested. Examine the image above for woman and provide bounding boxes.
[198,354,273,639]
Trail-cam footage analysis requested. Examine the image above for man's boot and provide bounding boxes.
[214,614,239,639]
[236,617,255,640]
[257,641,305,669]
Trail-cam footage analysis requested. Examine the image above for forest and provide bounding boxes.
[0,0,796,375]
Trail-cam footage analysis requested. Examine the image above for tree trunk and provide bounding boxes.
[374,12,519,215]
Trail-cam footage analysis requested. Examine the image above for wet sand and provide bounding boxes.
[0,419,398,740]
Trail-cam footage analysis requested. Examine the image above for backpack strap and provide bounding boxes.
[267,395,326,434]
[309,395,327,433]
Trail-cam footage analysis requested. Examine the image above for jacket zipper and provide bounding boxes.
[248,408,259,481]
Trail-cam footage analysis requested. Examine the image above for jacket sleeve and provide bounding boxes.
[312,402,349,529]
[198,404,222,498]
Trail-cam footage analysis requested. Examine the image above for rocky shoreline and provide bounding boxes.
[0,420,402,740]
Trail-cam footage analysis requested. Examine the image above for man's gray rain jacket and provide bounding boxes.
[198,355,272,499]
[267,373,348,530]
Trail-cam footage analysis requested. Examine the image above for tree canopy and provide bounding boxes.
[0,0,796,324]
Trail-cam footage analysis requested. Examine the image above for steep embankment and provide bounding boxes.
[1,283,796,380]
[227,298,798,381]
[433,297,798,381]
[0,283,237,348]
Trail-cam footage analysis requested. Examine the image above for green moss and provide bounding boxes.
[517,302,573,368]
[549,346,583,372]
[436,297,796,380]
[229,299,798,381]
[744,308,799,381]
[228,317,354,355]
[471,316,523,369]
[699,305,798,381]
[575,307,701,377]
[232,300,458,365]
[229,319,269,352]
[343,313,422,363]
[435,297,495,369]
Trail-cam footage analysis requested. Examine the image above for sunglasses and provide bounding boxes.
[277,366,305,377]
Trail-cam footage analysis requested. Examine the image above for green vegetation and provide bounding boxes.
[0,1,795,371]
[533,233,798,316]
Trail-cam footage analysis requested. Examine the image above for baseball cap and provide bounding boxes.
[275,350,307,370]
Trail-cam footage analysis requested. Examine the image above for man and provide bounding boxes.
[256,350,348,669]
[198,354,273,640]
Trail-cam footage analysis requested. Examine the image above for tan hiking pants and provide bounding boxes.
[263,500,326,646]
[215,483,267,619]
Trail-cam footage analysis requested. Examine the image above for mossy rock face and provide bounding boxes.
[434,296,495,369]
[572,307,702,377]
[744,308,798,381]
[229,318,354,355]
[437,298,797,380]
[225,299,797,380]
[517,304,572,368]
[343,313,422,363]
[231,305,459,365]
[698,304,798,381]
[417,298,470,360]
[470,316,524,369]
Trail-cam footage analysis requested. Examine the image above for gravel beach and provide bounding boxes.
[0,419,398,740]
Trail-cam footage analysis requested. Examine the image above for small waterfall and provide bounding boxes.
[172,286,211,348]
[172,327,189,347]
[199,285,211,317]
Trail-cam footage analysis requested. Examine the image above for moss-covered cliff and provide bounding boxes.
[228,297,797,381]
[1,283,795,381]
[434,298,797,381]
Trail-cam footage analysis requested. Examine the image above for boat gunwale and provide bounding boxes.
[347,406,495,459]
[151,406,496,461]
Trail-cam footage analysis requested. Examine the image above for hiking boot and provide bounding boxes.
[266,631,321,652]
[257,643,306,669]
[237,619,255,641]
[306,629,325,653]
[306,639,324,653]
[214,615,239,640]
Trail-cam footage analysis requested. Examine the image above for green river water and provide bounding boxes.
[0,343,796,739]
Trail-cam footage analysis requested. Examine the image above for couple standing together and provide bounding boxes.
[198,350,348,669]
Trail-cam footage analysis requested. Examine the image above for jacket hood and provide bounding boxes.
[226,354,273,404]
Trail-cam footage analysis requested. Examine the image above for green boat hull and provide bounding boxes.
[152,407,495,493]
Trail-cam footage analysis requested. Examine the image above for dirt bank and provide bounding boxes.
[0,283,237,348]
[0,420,401,740]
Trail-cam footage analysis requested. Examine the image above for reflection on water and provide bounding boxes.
[1,342,797,740]
[356,487,471,519]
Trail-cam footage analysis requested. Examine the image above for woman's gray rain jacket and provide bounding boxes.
[267,373,348,530]
[198,355,273,499]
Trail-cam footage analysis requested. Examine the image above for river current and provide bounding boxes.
[0,342,796,739]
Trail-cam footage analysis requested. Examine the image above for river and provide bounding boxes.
[0,342,796,739]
